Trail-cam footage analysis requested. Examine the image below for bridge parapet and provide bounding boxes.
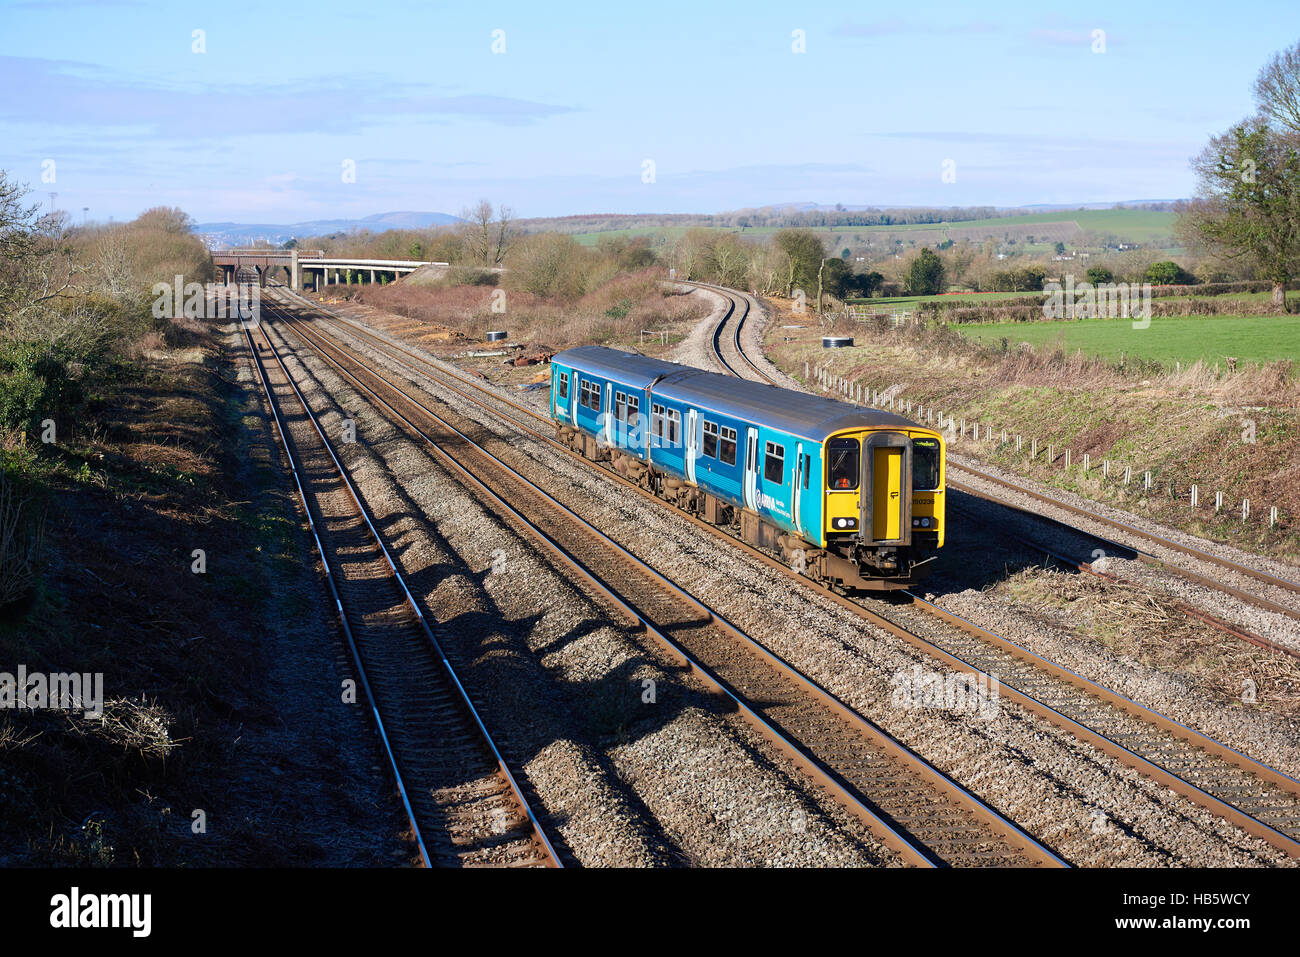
[211,248,445,290]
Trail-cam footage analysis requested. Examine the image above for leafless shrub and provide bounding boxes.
[80,696,176,760]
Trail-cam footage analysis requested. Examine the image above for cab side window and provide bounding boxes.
[828,438,860,490]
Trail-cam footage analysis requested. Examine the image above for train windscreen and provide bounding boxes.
[912,438,941,491]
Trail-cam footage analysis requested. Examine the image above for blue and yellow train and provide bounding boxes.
[550,346,945,590]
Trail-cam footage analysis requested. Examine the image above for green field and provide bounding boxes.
[956,314,1300,367]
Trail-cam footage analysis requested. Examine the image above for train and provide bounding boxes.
[550,346,945,590]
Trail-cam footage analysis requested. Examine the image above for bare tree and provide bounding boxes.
[492,205,514,265]
[94,228,135,300]
[1254,41,1300,134]
[459,199,513,266]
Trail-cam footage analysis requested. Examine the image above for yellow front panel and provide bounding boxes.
[872,447,902,540]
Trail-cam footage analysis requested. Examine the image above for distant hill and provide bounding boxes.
[197,211,460,247]
[754,200,1180,213]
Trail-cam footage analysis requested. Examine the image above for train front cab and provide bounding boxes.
[822,428,944,587]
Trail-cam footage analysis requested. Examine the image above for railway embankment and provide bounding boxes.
[0,315,397,865]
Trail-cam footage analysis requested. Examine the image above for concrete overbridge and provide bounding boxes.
[211,248,447,290]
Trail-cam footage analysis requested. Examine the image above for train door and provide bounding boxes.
[792,442,804,534]
[685,409,698,484]
[861,433,912,545]
[743,428,758,510]
[569,371,577,422]
[604,383,614,445]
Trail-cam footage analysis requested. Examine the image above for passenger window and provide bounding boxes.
[913,438,941,491]
[615,392,626,423]
[702,420,718,458]
[828,438,860,490]
[651,403,664,438]
[763,441,785,484]
[557,374,569,400]
[803,453,810,489]
[666,410,681,447]
[719,427,737,466]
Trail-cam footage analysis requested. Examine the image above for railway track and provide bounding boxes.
[681,280,775,383]
[266,285,1300,861]
[260,293,1066,868]
[241,314,560,868]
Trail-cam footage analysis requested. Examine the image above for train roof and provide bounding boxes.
[553,346,698,391]
[553,345,923,443]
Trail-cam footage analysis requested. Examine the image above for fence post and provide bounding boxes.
[1144,471,1152,491]
[1191,484,1198,508]
[1243,499,1250,522]
[1215,491,1223,513]
[1064,449,1071,469]
[1030,437,1037,459]
[1270,505,1278,527]
[1083,453,1090,473]
[1124,465,1131,485]
[1048,443,1053,465]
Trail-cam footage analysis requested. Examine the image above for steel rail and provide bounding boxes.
[242,320,433,868]
[246,317,561,868]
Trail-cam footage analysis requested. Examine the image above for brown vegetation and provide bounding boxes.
[353,266,706,352]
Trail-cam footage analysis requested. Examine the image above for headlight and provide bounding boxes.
[833,517,857,529]
[912,518,933,528]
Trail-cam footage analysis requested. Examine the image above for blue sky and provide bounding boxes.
[2,0,1296,223]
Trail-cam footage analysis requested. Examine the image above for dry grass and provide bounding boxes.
[1004,568,1300,714]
